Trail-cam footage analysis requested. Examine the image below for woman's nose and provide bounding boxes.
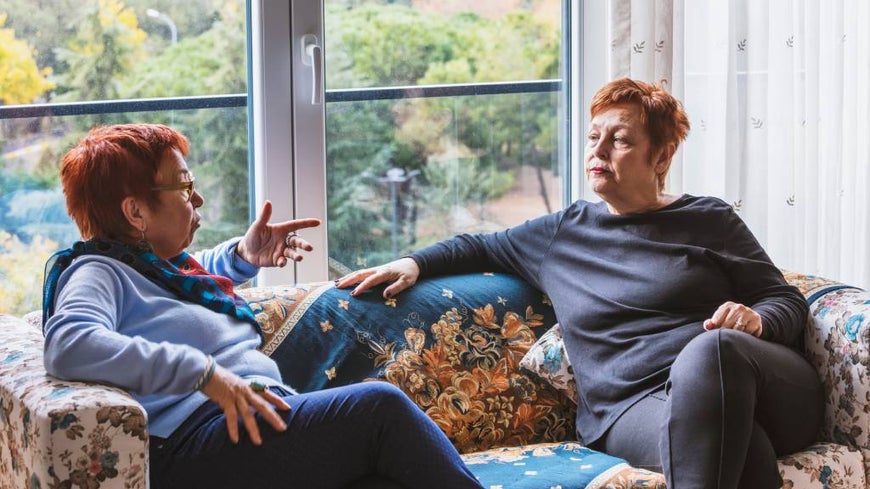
[591,139,609,160]
[191,190,204,208]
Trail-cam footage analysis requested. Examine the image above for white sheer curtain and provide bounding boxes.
[607,0,870,289]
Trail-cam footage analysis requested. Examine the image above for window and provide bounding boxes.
[0,0,578,314]
[0,0,249,315]
[255,0,574,283]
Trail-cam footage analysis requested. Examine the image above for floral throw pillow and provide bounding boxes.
[519,323,578,404]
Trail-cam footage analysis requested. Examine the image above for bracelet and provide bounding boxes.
[194,356,216,391]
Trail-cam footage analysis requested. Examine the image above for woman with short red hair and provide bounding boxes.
[43,123,484,489]
[339,79,823,489]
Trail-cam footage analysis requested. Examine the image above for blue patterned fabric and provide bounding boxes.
[264,272,578,454]
[463,442,629,489]
[270,272,558,393]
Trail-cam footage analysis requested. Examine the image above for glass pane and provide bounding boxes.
[324,1,562,89]
[0,0,247,102]
[0,109,249,315]
[324,0,565,276]
[0,0,249,315]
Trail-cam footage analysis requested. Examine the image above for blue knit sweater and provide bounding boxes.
[43,238,285,438]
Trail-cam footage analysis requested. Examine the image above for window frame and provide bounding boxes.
[252,0,583,285]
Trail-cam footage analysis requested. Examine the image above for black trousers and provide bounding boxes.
[591,329,823,489]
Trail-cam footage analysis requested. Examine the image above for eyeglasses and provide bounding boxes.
[151,178,196,202]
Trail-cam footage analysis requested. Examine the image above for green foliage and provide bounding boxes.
[120,1,245,96]
[326,3,462,88]
[323,4,561,269]
[132,0,223,47]
[0,0,80,73]
[412,10,561,177]
[423,155,514,215]
[325,100,399,267]
[0,14,55,104]
[53,0,147,102]
[0,168,78,247]
[0,231,57,315]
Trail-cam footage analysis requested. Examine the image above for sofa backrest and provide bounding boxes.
[239,272,575,454]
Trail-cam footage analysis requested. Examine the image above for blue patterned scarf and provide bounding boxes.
[42,239,261,340]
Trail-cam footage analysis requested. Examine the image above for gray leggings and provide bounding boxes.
[591,329,823,489]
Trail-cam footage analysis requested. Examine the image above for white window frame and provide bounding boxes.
[251,0,327,285]
[251,0,593,284]
[577,0,607,203]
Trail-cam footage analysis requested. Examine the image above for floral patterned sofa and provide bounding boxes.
[1,271,868,489]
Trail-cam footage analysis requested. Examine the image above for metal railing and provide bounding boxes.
[0,80,562,119]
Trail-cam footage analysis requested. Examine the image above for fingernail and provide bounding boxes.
[384,291,392,299]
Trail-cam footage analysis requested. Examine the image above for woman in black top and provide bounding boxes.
[337,78,822,489]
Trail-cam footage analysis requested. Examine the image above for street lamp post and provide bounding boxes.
[146,8,177,45]
[378,168,420,259]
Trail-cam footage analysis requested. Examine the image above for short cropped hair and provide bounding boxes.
[590,78,690,155]
[60,124,190,240]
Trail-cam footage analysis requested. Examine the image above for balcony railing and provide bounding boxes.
[0,80,562,119]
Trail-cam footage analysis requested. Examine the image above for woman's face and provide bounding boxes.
[141,148,204,259]
[585,103,663,205]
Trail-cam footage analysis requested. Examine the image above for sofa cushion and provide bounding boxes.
[239,272,577,454]
[461,441,640,489]
[460,441,866,489]
[519,322,578,404]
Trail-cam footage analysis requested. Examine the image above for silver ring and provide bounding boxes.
[735,318,745,329]
[284,232,298,247]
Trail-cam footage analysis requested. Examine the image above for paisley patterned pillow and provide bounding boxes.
[520,323,578,404]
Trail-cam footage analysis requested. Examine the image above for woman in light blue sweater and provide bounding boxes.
[42,123,484,489]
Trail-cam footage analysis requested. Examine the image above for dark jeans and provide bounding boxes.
[591,329,823,489]
[149,382,483,489]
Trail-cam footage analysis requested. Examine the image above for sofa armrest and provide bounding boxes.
[803,287,870,450]
[0,314,149,489]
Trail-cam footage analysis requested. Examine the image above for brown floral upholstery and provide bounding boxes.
[376,301,574,453]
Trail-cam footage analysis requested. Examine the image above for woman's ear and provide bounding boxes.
[655,143,677,174]
[121,196,146,233]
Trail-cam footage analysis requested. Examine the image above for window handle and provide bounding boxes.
[301,34,323,105]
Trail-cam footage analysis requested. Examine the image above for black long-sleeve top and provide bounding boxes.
[410,194,808,445]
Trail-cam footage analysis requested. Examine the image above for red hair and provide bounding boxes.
[590,78,690,154]
[60,124,190,240]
